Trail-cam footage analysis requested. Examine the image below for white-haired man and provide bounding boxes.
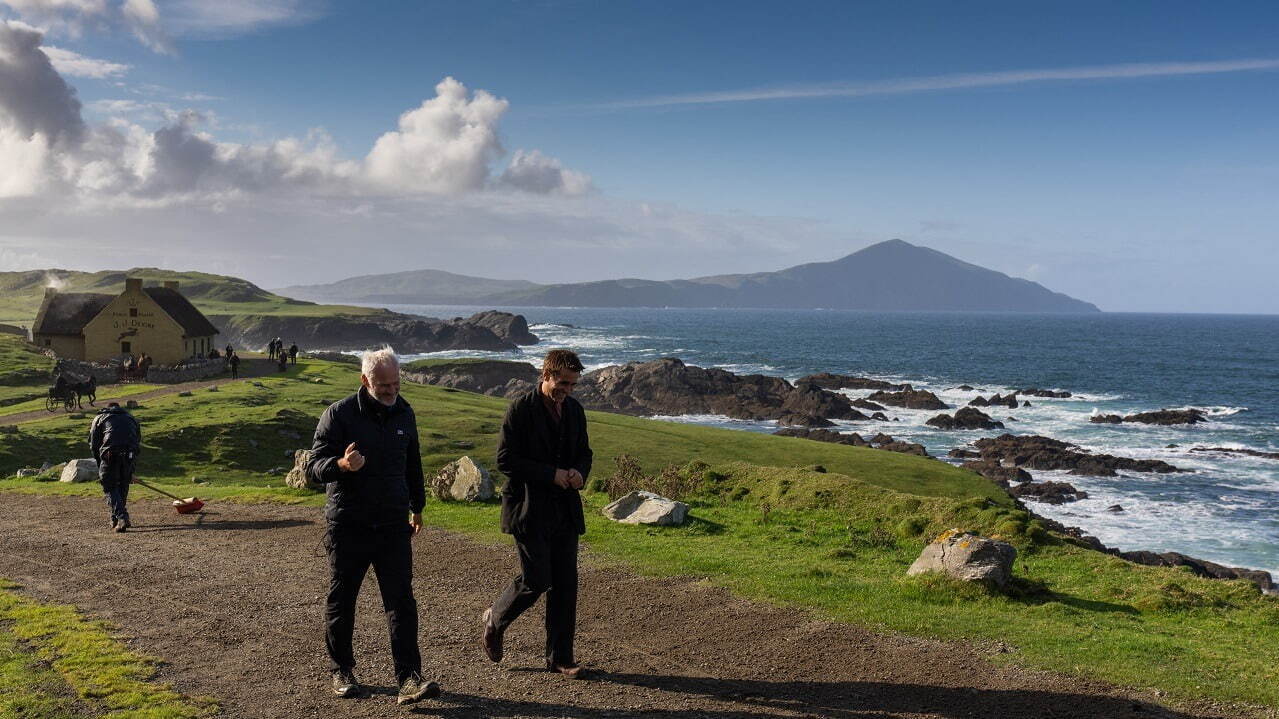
[306,347,437,704]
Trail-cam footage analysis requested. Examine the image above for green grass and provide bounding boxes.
[0,347,1275,714]
[0,579,213,718]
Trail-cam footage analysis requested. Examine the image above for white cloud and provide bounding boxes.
[365,77,509,194]
[162,0,321,37]
[601,58,1279,109]
[499,149,593,196]
[120,0,169,53]
[42,44,127,76]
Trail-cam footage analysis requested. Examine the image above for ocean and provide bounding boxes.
[381,304,1279,576]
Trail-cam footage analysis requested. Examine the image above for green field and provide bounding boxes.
[0,267,387,325]
[0,332,1275,715]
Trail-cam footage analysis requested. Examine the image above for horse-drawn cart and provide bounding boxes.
[45,374,96,413]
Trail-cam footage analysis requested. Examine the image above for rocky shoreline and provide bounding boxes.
[210,310,537,354]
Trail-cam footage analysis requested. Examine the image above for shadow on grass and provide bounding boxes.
[1003,577,1140,615]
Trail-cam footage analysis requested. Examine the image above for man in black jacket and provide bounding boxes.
[89,402,141,533]
[305,346,439,705]
[482,349,592,678]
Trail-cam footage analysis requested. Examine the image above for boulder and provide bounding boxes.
[870,412,890,421]
[1106,504,1125,513]
[907,530,1017,588]
[925,407,1004,431]
[14,468,41,478]
[1090,414,1123,424]
[284,449,321,491]
[430,456,495,502]
[877,441,929,457]
[961,460,1032,486]
[866,389,947,410]
[1007,480,1087,504]
[971,434,1184,476]
[851,398,886,411]
[1124,409,1208,425]
[1019,388,1072,398]
[948,448,981,459]
[59,459,97,483]
[602,490,688,526]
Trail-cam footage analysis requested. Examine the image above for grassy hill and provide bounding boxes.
[0,268,389,325]
[0,332,1275,713]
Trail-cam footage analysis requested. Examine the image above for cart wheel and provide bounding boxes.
[46,395,58,412]
[63,395,76,412]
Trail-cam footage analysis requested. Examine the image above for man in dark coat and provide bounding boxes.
[89,402,141,532]
[482,349,592,678]
[289,343,299,365]
[305,347,439,705]
[228,351,239,379]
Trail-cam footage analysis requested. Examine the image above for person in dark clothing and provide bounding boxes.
[482,349,592,679]
[305,346,439,705]
[267,339,276,360]
[289,343,299,365]
[89,402,141,532]
[277,351,288,372]
[228,351,240,379]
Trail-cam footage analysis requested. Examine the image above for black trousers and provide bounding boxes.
[324,523,421,682]
[492,530,579,665]
[97,452,134,523]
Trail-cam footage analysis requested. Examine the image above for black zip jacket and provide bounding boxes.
[498,388,592,536]
[89,406,141,463]
[306,388,426,527]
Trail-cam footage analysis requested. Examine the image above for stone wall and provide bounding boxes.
[53,357,120,384]
[144,358,225,384]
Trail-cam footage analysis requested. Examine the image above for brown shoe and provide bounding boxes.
[481,608,503,663]
[546,660,587,679]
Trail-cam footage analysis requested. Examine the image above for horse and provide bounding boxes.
[56,373,96,409]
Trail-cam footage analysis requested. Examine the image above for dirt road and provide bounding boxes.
[0,494,1242,718]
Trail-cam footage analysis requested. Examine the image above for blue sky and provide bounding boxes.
[1,0,1276,312]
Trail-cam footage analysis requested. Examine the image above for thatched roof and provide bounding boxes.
[32,293,113,336]
[143,287,219,337]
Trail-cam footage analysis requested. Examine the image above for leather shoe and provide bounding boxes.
[481,607,503,663]
[546,660,587,679]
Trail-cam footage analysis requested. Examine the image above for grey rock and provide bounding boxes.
[602,490,689,526]
[60,458,97,483]
[284,449,321,491]
[430,456,494,502]
[907,530,1017,588]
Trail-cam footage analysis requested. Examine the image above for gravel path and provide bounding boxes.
[0,493,1244,719]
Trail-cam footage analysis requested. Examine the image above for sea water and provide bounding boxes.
[384,305,1279,576]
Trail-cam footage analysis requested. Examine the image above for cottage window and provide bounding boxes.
[121,342,131,353]
[129,308,138,317]
[44,339,50,346]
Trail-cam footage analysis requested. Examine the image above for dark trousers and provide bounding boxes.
[324,523,421,682]
[492,530,579,665]
[97,453,133,523]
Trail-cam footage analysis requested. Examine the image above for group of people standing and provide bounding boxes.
[305,347,592,705]
[267,337,299,368]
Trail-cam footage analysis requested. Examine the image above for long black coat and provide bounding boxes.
[306,388,426,527]
[497,388,592,536]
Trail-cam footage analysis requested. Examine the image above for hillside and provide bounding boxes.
[0,268,389,325]
[275,268,540,305]
[280,240,1100,312]
[0,334,1274,713]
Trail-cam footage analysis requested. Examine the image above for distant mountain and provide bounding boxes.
[274,269,541,305]
[292,240,1098,312]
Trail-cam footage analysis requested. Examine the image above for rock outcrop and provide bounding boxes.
[907,530,1017,588]
[959,460,1032,486]
[970,434,1183,476]
[464,310,539,345]
[774,428,868,446]
[602,491,689,526]
[211,310,536,354]
[1018,388,1072,398]
[403,360,538,398]
[796,373,911,392]
[1007,480,1087,504]
[1190,447,1279,461]
[969,393,1019,409]
[1117,551,1275,594]
[866,389,947,410]
[574,359,868,422]
[925,407,1004,430]
[1092,409,1208,426]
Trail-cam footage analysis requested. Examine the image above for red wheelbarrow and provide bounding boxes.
[134,478,205,514]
